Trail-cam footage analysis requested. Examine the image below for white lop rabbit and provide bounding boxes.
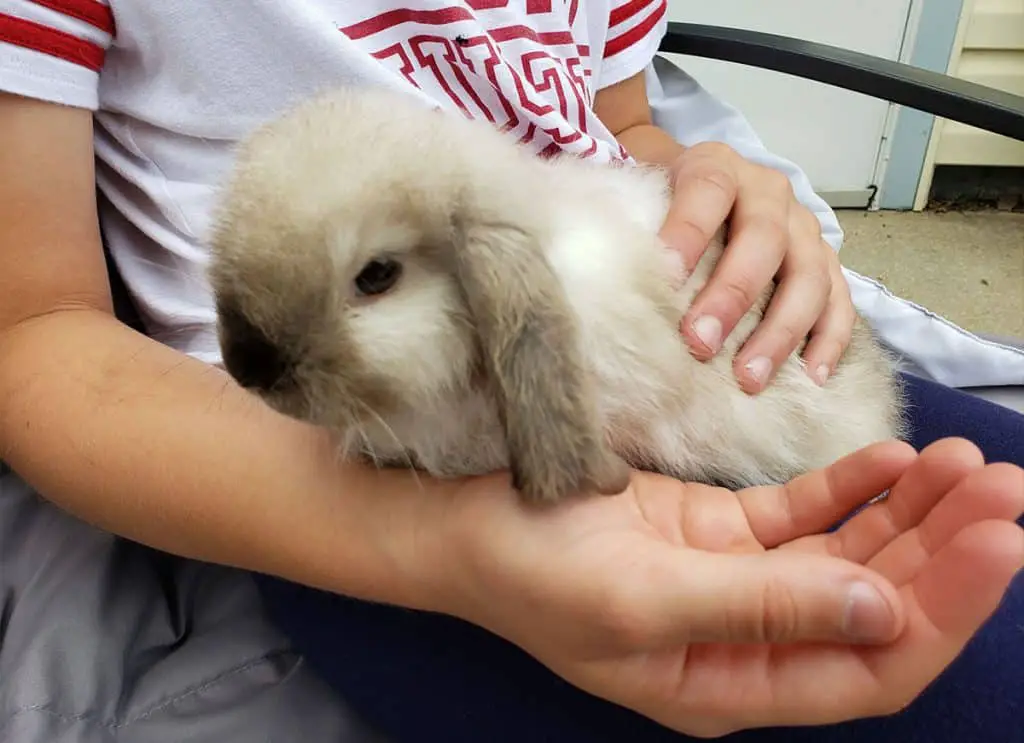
[207,86,906,503]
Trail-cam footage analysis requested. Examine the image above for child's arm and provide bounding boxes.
[0,93,453,612]
[594,68,687,166]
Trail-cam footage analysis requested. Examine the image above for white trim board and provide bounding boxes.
[913,0,975,211]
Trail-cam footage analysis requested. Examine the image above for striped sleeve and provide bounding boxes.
[0,0,114,110]
[598,0,667,89]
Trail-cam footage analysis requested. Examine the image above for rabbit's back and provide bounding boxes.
[536,156,906,488]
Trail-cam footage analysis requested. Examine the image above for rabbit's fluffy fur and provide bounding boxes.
[208,86,906,503]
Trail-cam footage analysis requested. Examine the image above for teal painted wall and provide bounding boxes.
[879,0,965,209]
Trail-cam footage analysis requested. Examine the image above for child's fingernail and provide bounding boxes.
[745,356,772,385]
[843,582,896,642]
[691,315,722,352]
[813,363,830,386]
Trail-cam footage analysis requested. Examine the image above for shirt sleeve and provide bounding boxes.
[0,0,113,110]
[597,0,668,90]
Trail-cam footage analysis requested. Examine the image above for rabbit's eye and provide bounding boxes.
[354,258,403,297]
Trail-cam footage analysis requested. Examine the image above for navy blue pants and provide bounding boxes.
[255,373,1024,743]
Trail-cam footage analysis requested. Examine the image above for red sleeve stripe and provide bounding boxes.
[27,0,113,36]
[609,0,658,28]
[604,0,665,58]
[0,11,104,71]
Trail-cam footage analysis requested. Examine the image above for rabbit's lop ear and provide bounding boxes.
[453,222,631,504]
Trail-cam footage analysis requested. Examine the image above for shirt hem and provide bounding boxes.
[0,44,98,109]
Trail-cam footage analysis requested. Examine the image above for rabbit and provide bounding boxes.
[206,85,907,504]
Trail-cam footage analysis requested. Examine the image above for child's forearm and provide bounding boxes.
[592,71,686,168]
[0,307,451,611]
[616,123,687,168]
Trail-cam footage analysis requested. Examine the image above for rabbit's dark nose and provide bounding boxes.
[217,304,293,392]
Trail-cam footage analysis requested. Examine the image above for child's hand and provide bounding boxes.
[660,142,858,394]
[434,438,1024,737]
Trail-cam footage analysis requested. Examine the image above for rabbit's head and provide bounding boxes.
[206,87,630,503]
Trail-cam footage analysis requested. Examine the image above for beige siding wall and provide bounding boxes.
[934,0,1024,166]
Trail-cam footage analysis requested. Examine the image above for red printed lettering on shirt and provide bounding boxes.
[337,2,617,161]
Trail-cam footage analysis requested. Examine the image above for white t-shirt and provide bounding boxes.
[0,0,668,363]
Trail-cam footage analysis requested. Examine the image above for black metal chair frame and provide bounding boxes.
[658,23,1024,143]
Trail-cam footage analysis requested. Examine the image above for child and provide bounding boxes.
[0,2,1021,742]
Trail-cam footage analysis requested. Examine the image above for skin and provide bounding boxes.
[0,91,1021,737]
[445,438,1024,736]
[593,71,857,395]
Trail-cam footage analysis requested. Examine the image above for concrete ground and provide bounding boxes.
[836,209,1024,340]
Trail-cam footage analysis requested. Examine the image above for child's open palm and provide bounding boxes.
[439,438,1023,737]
